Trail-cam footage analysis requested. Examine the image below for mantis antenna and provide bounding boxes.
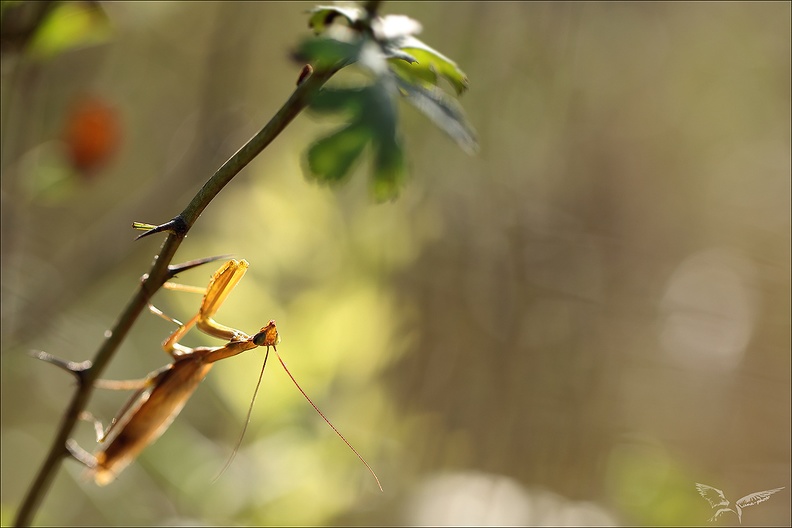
[211,346,271,483]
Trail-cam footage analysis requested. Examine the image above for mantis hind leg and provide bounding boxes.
[147,284,199,357]
[148,301,197,356]
[148,276,209,328]
[66,438,98,469]
[90,368,163,441]
[66,381,154,467]
[161,282,207,295]
[161,312,200,357]
[148,303,184,327]
[76,411,108,443]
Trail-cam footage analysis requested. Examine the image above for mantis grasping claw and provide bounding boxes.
[52,258,381,490]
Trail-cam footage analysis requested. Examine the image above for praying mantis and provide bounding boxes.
[43,258,381,490]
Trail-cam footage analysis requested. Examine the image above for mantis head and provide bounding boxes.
[253,320,280,348]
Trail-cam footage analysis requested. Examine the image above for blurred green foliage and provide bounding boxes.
[297,4,476,201]
[25,2,111,60]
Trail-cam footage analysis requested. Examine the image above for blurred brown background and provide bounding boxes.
[1,2,789,526]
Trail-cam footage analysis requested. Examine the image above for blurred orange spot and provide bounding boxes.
[62,95,121,176]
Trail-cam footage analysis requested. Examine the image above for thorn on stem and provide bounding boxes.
[133,216,188,241]
[167,255,234,278]
[297,64,313,86]
[29,350,92,385]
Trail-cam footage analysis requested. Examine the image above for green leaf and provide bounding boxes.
[294,35,361,70]
[307,5,364,34]
[362,78,399,138]
[300,4,477,202]
[304,79,408,200]
[383,47,418,64]
[363,80,406,202]
[309,86,367,115]
[395,76,478,155]
[371,134,406,202]
[306,123,369,184]
[26,2,111,60]
[388,56,439,89]
[398,36,470,95]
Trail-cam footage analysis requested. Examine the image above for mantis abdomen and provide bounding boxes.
[93,356,213,485]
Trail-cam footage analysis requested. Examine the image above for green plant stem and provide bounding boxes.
[14,64,340,528]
